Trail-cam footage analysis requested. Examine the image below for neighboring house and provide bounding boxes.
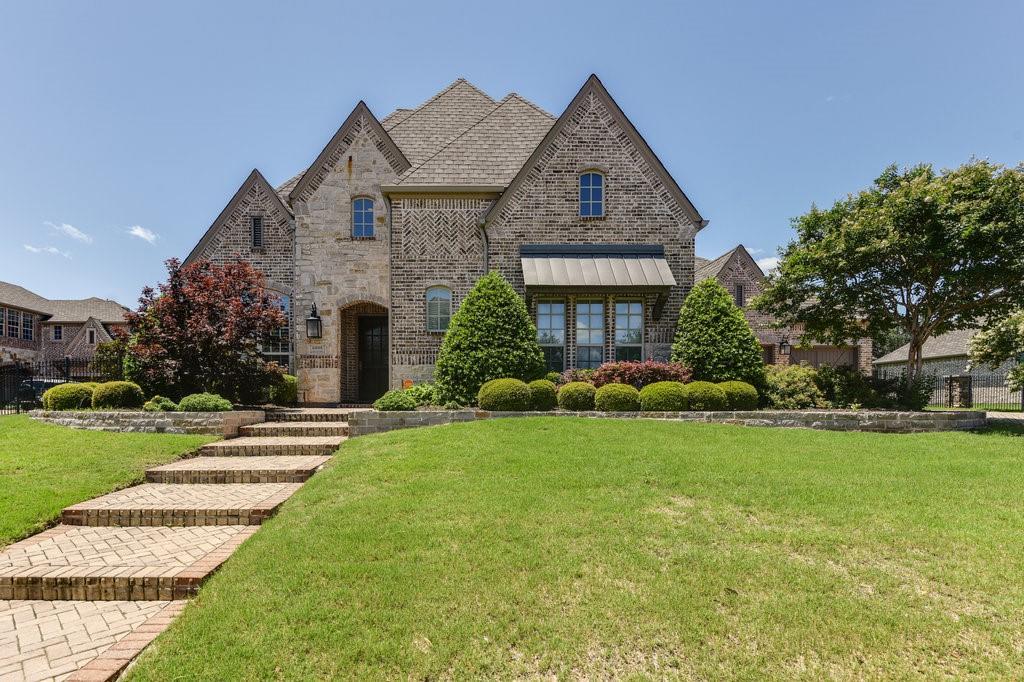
[873,329,1017,377]
[186,75,863,406]
[695,245,872,372]
[0,281,128,364]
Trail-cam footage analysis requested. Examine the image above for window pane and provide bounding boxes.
[615,346,642,361]
[580,173,591,187]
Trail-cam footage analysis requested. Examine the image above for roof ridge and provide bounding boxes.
[503,92,555,120]
[388,78,496,133]
[399,96,515,180]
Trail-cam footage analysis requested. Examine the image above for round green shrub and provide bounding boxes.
[373,390,417,411]
[42,383,94,410]
[638,381,689,411]
[685,381,728,411]
[269,374,298,406]
[178,392,233,412]
[527,379,558,411]
[718,380,759,410]
[91,381,145,409]
[544,371,562,384]
[595,383,641,411]
[477,378,531,411]
[143,395,178,412]
[557,381,597,411]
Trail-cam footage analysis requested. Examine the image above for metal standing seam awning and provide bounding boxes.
[520,244,677,316]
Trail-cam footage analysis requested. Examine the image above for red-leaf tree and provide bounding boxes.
[124,258,286,402]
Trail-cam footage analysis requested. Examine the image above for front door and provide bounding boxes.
[358,316,388,403]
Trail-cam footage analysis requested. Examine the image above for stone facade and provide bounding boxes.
[30,409,265,436]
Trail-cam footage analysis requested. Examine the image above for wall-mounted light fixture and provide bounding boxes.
[305,303,322,339]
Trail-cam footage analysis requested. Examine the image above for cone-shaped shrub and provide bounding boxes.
[434,271,545,405]
[671,278,765,386]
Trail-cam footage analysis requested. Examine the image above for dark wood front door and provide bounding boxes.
[358,315,388,403]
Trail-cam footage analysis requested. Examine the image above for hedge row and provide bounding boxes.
[41,382,234,412]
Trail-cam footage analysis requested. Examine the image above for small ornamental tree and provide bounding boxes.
[671,279,765,386]
[970,311,1024,392]
[123,258,286,402]
[434,271,545,405]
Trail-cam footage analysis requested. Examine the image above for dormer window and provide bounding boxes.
[579,172,604,217]
[352,198,375,238]
[251,216,264,248]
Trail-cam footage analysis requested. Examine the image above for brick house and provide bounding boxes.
[185,76,866,405]
[696,245,872,373]
[0,281,128,364]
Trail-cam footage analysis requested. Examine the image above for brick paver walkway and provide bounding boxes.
[1,408,352,680]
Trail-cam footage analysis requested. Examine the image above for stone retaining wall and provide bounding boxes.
[348,409,986,437]
[30,410,265,437]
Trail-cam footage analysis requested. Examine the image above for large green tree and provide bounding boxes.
[755,160,1024,379]
[434,271,545,405]
[671,278,765,386]
[970,311,1024,392]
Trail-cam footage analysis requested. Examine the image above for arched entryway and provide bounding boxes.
[338,300,388,404]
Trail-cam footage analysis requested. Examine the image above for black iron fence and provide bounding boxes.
[0,358,112,415]
[876,369,1022,412]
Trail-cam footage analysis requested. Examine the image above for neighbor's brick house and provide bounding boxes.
[186,75,869,405]
[0,281,128,364]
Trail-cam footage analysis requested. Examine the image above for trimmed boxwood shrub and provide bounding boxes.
[527,379,558,411]
[178,392,233,412]
[434,271,545,405]
[719,380,759,410]
[269,374,298,406]
[544,371,562,384]
[477,378,531,411]
[143,395,178,412]
[685,381,728,411]
[557,381,596,411]
[373,390,417,411]
[638,381,689,411]
[92,381,145,409]
[42,383,94,410]
[594,383,641,411]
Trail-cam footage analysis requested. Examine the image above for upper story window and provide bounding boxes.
[426,287,451,332]
[352,198,375,238]
[579,172,604,217]
[87,328,96,345]
[734,283,745,307]
[6,308,19,338]
[53,325,62,341]
[21,313,34,341]
[251,216,263,248]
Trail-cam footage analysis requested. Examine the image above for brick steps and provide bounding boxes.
[265,408,359,422]
[198,435,345,457]
[60,483,301,527]
[239,421,349,437]
[146,455,331,484]
[0,525,257,601]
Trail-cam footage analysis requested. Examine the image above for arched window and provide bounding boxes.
[579,171,604,217]
[352,197,375,238]
[426,287,452,332]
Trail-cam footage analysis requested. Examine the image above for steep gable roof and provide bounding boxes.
[695,245,765,284]
[484,74,707,229]
[383,79,499,166]
[185,168,292,265]
[395,94,555,186]
[288,101,410,203]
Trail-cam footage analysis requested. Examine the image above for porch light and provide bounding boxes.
[305,303,322,339]
[778,340,791,356]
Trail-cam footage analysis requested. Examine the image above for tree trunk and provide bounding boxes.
[905,335,925,381]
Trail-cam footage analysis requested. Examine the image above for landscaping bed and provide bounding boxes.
[125,417,1024,680]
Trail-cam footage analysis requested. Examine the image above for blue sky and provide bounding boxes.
[1,0,1021,306]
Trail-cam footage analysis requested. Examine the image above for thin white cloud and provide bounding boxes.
[45,221,93,244]
[746,247,765,255]
[126,225,158,244]
[24,244,71,259]
[825,95,837,103]
[757,256,780,273]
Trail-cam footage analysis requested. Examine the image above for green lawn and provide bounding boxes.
[129,418,1024,680]
[0,414,215,546]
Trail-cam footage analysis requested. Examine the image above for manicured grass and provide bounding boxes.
[0,415,215,546]
[130,418,1024,679]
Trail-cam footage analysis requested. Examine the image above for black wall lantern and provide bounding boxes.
[305,303,322,339]
[778,339,792,356]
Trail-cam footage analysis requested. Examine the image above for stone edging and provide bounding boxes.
[29,409,265,437]
[348,408,987,436]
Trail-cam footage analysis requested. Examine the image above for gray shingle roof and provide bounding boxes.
[695,249,737,282]
[0,281,127,323]
[873,328,978,365]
